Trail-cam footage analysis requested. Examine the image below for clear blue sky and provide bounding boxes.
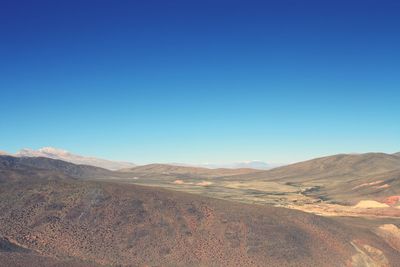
[1,0,399,164]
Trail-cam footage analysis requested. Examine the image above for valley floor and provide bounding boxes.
[101,176,400,219]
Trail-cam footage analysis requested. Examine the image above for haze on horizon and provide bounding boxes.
[1,0,399,164]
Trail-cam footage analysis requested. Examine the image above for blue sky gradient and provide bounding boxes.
[1,0,399,164]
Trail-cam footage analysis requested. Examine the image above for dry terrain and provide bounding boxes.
[1,154,400,266]
[115,153,400,219]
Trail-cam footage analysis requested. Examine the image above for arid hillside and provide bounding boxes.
[227,153,400,204]
[0,235,99,267]
[1,157,400,266]
[0,155,114,179]
[233,153,400,183]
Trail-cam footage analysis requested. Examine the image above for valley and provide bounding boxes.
[101,153,400,219]
[1,152,400,266]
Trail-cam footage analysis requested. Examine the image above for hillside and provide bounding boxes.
[1,161,399,266]
[234,153,400,182]
[0,236,99,267]
[0,155,115,179]
[225,153,400,204]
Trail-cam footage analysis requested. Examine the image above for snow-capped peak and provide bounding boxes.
[38,147,70,156]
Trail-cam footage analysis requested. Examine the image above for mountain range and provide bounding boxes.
[172,160,278,170]
[11,147,136,170]
[2,147,275,170]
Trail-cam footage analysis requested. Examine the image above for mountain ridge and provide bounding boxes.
[14,147,136,170]
[233,152,400,181]
[5,147,277,170]
[225,152,400,204]
[0,155,114,179]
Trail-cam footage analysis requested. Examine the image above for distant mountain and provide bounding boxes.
[15,147,136,170]
[394,152,400,157]
[120,163,261,178]
[7,147,277,171]
[220,160,282,170]
[171,160,279,170]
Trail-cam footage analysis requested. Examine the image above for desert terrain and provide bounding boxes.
[0,153,400,266]
[108,153,400,219]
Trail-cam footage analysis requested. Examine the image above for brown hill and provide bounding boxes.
[311,168,400,204]
[235,153,400,182]
[0,155,115,179]
[1,161,399,266]
[227,153,400,204]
